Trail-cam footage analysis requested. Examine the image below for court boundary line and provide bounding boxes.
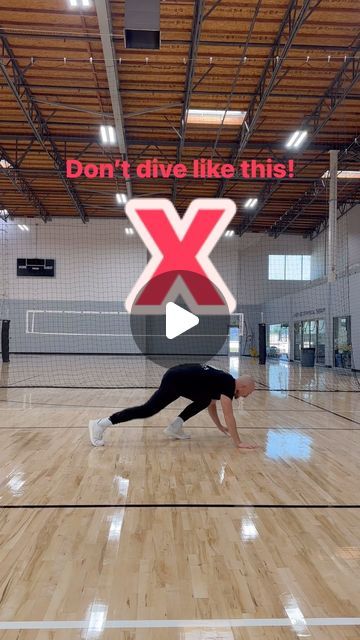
[253,379,360,425]
[2,426,360,431]
[0,400,327,411]
[0,398,327,410]
[1,503,360,509]
[0,617,359,630]
[1,386,359,391]
[288,393,360,425]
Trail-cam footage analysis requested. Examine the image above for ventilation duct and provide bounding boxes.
[124,0,160,50]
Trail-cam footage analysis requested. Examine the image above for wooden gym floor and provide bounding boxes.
[0,359,359,639]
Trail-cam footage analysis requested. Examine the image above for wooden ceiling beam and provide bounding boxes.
[268,138,360,237]
[216,0,321,200]
[242,48,360,234]
[0,145,50,221]
[172,0,205,202]
[0,31,88,222]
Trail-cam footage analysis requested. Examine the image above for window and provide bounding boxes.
[268,255,311,280]
[268,255,285,280]
[302,255,311,280]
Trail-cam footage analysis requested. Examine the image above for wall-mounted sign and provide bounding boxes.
[293,308,326,318]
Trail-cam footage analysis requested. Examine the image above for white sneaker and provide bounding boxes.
[164,417,191,440]
[88,418,111,447]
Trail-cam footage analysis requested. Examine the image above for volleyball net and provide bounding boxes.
[0,210,359,391]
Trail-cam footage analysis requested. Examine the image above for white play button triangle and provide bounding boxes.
[166,302,199,340]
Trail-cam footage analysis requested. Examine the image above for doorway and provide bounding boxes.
[333,316,351,369]
[228,325,240,354]
[294,318,326,364]
[268,323,289,360]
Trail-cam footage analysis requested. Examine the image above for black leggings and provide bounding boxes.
[110,373,209,425]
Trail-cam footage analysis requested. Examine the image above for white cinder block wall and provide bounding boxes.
[5,218,147,302]
[2,219,147,353]
[261,205,360,369]
[235,233,318,357]
[214,205,359,368]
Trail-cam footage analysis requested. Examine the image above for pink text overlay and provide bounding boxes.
[66,157,295,180]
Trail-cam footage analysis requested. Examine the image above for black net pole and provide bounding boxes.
[259,323,266,365]
[1,320,10,363]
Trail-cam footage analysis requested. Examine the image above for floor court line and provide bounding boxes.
[1,389,359,426]
[253,380,360,425]
[1,385,359,391]
[288,393,360,425]
[1,503,360,509]
[0,617,359,630]
[0,404,327,412]
[0,400,326,410]
[2,426,360,431]
[0,376,42,387]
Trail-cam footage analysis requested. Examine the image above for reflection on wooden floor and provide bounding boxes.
[0,506,359,639]
[0,374,359,639]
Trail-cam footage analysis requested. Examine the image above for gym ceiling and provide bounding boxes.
[0,0,359,237]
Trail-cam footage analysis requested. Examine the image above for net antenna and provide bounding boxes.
[328,150,339,283]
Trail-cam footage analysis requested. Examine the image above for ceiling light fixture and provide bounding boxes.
[286,130,308,149]
[321,170,360,179]
[125,227,134,236]
[187,109,246,126]
[100,125,116,145]
[244,198,258,209]
[69,0,91,7]
[0,158,12,169]
[116,193,128,205]
[224,229,235,237]
[17,224,29,231]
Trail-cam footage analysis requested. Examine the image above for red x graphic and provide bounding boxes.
[125,198,236,314]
